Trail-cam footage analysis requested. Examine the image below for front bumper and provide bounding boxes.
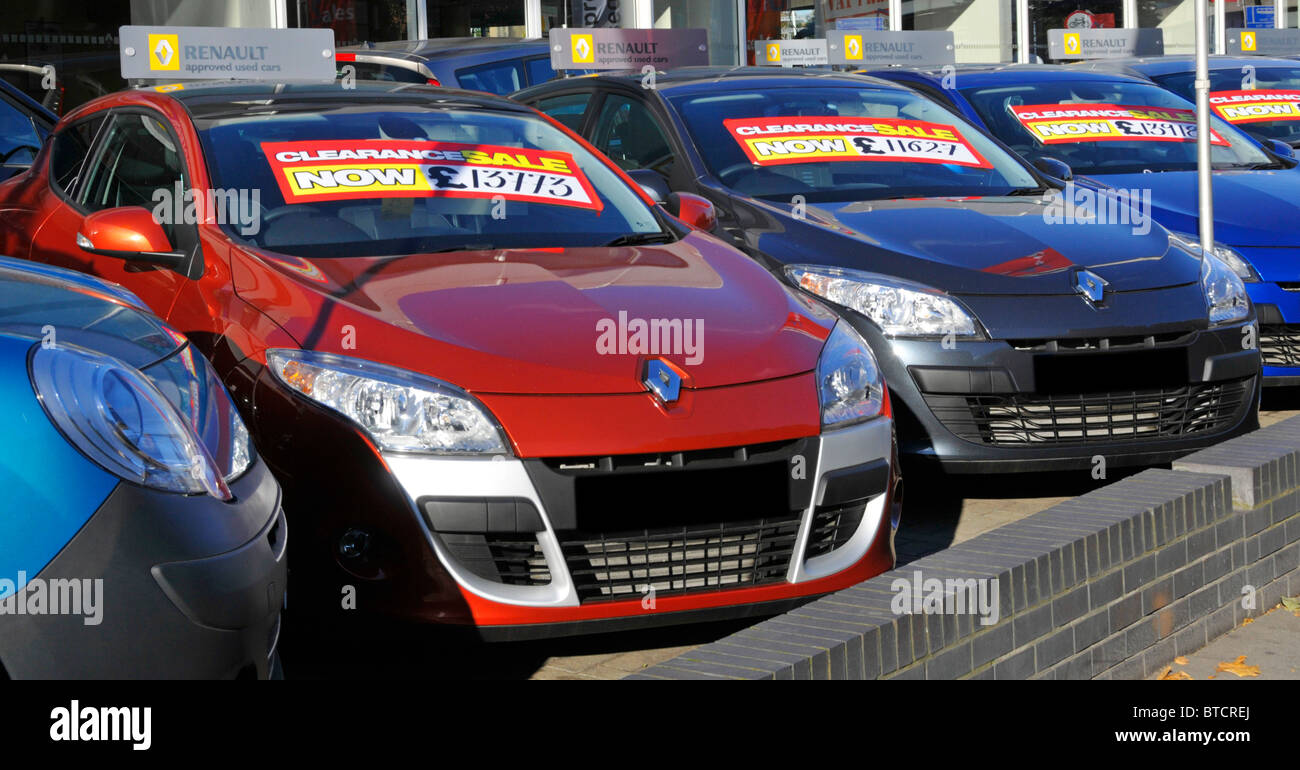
[852,301,1260,474]
[387,414,897,637]
[0,459,286,679]
[1246,283,1300,382]
[249,362,897,636]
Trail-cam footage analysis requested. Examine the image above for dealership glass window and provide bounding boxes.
[542,0,639,32]
[742,1,1017,64]
[291,0,416,45]
[903,0,1018,63]
[429,0,528,37]
[1137,0,1215,56]
[0,4,126,115]
[654,0,739,65]
[1031,0,1123,61]
[1223,0,1277,32]
[743,1,839,63]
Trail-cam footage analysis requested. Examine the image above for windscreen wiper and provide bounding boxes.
[1006,186,1053,196]
[601,232,675,247]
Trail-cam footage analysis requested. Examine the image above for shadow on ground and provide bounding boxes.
[277,610,763,680]
[893,459,1150,565]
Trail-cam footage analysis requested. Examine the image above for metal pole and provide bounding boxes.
[1277,0,1287,28]
[1214,0,1227,54]
[1016,0,1030,62]
[1122,0,1138,28]
[1196,0,1215,256]
[889,0,903,31]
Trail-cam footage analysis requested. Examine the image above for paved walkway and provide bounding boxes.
[1148,604,1300,680]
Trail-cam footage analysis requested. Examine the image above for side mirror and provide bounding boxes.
[1267,138,1296,160]
[625,168,671,204]
[76,206,186,269]
[1032,156,1073,182]
[666,192,717,232]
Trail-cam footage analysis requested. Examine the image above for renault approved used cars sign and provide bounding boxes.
[119,26,336,81]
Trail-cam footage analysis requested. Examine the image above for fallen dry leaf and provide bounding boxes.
[1281,595,1300,612]
[1208,675,1216,679]
[1159,668,1195,680]
[1242,617,1255,625]
[1174,656,1189,666]
[1215,655,1261,678]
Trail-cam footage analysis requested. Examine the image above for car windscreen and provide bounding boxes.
[1153,66,1300,145]
[196,105,663,258]
[667,85,1038,202]
[959,79,1273,175]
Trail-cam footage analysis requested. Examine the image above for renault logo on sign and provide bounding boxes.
[572,33,595,64]
[844,34,863,60]
[148,33,180,71]
[766,42,782,63]
[1074,269,1107,305]
[1064,32,1081,54]
[1242,31,1257,52]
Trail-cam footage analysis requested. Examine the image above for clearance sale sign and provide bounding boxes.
[1209,90,1300,124]
[722,116,991,168]
[260,140,603,210]
[1008,104,1229,145]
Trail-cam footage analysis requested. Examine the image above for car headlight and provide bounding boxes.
[1199,250,1251,326]
[786,264,983,339]
[30,344,232,500]
[817,321,885,429]
[1170,232,1259,282]
[266,349,510,455]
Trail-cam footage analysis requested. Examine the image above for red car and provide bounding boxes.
[0,81,900,637]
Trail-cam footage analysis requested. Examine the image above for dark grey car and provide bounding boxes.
[515,67,1262,474]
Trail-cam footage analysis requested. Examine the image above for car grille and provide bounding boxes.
[441,518,803,602]
[424,439,821,603]
[1259,325,1300,367]
[924,377,1254,446]
[441,533,552,586]
[559,518,802,602]
[803,502,866,560]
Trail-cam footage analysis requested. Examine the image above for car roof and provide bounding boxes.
[154,80,536,120]
[337,37,550,63]
[520,65,901,95]
[866,63,1153,88]
[1072,54,1300,77]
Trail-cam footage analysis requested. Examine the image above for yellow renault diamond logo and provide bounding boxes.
[572,33,595,64]
[1242,31,1257,52]
[844,34,863,60]
[766,42,782,63]
[1064,32,1081,55]
[148,33,180,70]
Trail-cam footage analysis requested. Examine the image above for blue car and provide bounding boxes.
[867,64,1300,384]
[0,257,286,679]
[1074,55,1300,149]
